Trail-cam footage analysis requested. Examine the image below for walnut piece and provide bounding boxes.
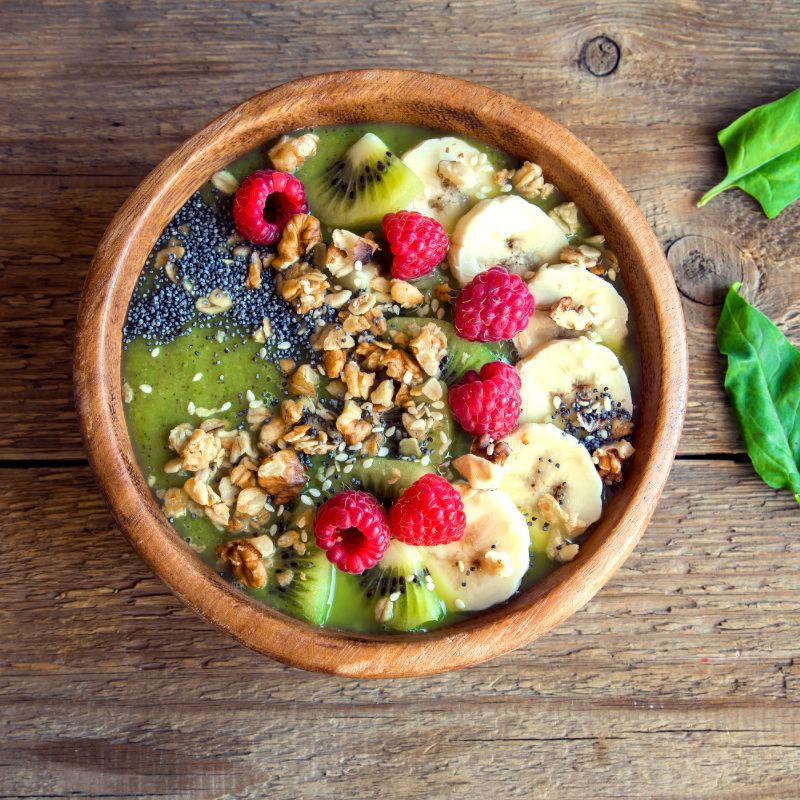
[537,493,587,536]
[437,159,477,189]
[322,349,346,379]
[312,323,356,352]
[546,529,580,563]
[217,540,268,589]
[277,264,329,314]
[288,364,320,398]
[343,361,376,400]
[268,133,319,174]
[257,450,306,504]
[390,280,424,308]
[593,440,635,485]
[383,348,424,386]
[181,429,223,472]
[235,486,268,517]
[549,297,594,331]
[559,244,602,271]
[470,434,511,466]
[162,487,187,518]
[512,161,554,200]
[245,251,262,289]
[369,378,395,410]
[273,213,323,270]
[336,400,372,445]
[610,418,634,439]
[549,202,580,235]
[452,453,504,491]
[409,323,448,377]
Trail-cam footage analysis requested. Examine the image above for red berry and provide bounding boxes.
[389,474,466,546]
[453,266,534,342]
[314,490,390,574]
[449,361,521,439]
[382,210,449,280]
[232,169,308,245]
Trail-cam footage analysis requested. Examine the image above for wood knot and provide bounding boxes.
[580,36,621,77]
[666,235,744,306]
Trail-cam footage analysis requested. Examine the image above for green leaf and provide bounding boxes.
[717,283,800,502]
[698,87,800,218]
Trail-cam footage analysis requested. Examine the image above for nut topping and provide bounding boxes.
[273,213,323,270]
[257,450,306,504]
[267,133,319,174]
[217,540,268,589]
[593,440,635,484]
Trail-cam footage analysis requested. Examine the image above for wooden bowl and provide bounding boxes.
[75,69,688,677]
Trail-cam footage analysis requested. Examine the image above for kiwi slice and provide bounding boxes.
[250,539,335,626]
[357,540,445,632]
[346,457,433,501]
[303,132,424,229]
[387,317,515,384]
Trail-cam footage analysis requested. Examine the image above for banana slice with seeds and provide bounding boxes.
[517,337,632,426]
[514,264,629,356]
[499,422,603,529]
[448,195,568,287]
[402,137,497,233]
[421,483,530,611]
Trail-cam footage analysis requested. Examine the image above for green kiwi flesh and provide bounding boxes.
[357,540,445,631]
[304,132,424,229]
[255,541,335,625]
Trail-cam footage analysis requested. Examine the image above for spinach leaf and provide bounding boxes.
[698,87,800,218]
[717,284,800,505]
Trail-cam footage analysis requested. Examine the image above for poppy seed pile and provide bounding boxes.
[122,191,333,351]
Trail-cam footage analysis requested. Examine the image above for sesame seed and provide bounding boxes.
[309,488,321,498]
[378,447,390,457]
[455,599,466,610]
[151,347,160,358]
[192,372,203,382]
[246,390,255,402]
[219,401,231,411]
[363,458,374,468]
[187,401,196,414]
[300,495,313,506]
[277,341,291,350]
[343,464,353,473]
[139,383,153,394]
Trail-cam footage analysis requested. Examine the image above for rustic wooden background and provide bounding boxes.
[2,1,799,797]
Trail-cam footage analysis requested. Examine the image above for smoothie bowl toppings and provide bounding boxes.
[122,124,637,633]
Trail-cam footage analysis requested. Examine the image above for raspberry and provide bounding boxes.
[382,210,449,280]
[232,169,308,245]
[449,360,522,439]
[389,474,466,546]
[314,490,390,574]
[453,266,534,341]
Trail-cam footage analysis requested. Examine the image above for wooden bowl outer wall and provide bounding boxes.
[74,69,688,678]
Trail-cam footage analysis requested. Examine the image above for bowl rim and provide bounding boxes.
[74,68,688,678]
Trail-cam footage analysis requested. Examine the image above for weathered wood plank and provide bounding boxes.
[1,461,799,798]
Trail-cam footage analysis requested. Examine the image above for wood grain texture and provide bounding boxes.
[2,462,799,798]
[1,0,799,795]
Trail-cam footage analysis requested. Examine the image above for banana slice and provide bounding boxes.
[402,137,497,233]
[448,195,568,287]
[517,337,633,425]
[514,264,629,356]
[422,483,530,611]
[500,422,603,527]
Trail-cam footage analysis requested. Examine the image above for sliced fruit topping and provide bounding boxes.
[454,266,534,342]
[401,136,499,232]
[232,169,308,245]
[421,484,530,612]
[304,132,424,229]
[516,337,633,427]
[265,540,335,626]
[448,195,568,286]
[499,422,603,528]
[314,490,391,573]
[382,210,449,280]
[358,540,445,631]
[449,361,521,439]
[514,264,629,356]
[387,316,514,384]
[389,474,466,546]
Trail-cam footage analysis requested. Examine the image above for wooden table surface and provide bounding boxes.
[2,1,799,797]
